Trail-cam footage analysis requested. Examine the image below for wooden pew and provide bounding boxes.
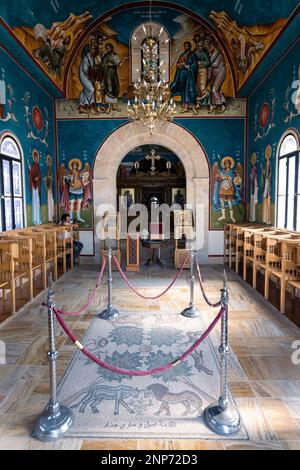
[16,229,48,289]
[0,234,34,300]
[226,222,261,269]
[255,231,293,300]
[0,240,27,315]
[245,227,278,289]
[270,238,300,313]
[235,224,260,274]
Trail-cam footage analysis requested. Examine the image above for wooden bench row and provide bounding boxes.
[224,223,300,315]
[0,223,79,316]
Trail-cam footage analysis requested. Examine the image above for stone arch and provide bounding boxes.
[93,121,210,260]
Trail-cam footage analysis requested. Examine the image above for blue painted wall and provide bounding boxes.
[247,39,300,225]
[57,117,246,230]
[0,46,56,225]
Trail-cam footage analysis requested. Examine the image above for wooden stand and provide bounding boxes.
[100,212,121,270]
[173,210,193,269]
[126,235,140,271]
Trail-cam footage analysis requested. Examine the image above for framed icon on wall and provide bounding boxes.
[172,188,185,207]
[120,188,135,208]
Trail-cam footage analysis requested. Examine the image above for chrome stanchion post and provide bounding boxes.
[33,274,73,441]
[204,270,240,436]
[181,245,200,318]
[98,246,119,320]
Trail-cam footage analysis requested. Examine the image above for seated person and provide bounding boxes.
[58,213,83,263]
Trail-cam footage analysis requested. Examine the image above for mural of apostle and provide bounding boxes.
[28,148,42,225]
[101,42,121,113]
[78,39,98,115]
[59,158,92,224]
[192,34,212,113]
[212,156,243,223]
[261,145,272,225]
[170,41,198,112]
[249,152,258,222]
[93,36,106,106]
[44,154,55,222]
[207,40,227,113]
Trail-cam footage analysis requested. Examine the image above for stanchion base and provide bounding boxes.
[32,403,73,442]
[181,306,200,318]
[204,402,240,436]
[98,307,120,320]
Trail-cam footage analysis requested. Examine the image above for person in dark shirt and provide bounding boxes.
[59,213,83,263]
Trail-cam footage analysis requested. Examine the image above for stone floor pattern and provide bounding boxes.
[0,261,300,450]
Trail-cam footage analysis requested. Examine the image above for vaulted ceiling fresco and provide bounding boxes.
[0,1,299,97]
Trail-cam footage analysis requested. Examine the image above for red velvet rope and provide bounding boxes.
[196,261,221,308]
[42,256,107,316]
[113,254,188,300]
[54,306,224,376]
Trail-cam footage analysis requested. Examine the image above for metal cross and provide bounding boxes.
[145,149,161,174]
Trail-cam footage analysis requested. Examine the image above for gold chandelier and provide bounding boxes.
[127,3,176,134]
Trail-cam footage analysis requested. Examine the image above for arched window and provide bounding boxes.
[131,22,170,84]
[276,132,300,231]
[0,135,24,231]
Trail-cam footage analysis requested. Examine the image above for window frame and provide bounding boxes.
[276,131,300,231]
[0,135,25,231]
[130,22,170,85]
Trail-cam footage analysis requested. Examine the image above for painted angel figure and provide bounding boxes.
[59,158,92,223]
[212,156,243,223]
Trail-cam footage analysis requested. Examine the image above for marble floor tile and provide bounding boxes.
[229,382,255,397]
[237,356,300,381]
[252,381,300,399]
[235,397,278,442]
[258,398,300,441]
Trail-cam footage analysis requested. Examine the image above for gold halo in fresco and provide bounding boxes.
[102,39,118,52]
[221,156,234,168]
[265,144,272,160]
[251,152,257,164]
[68,158,82,170]
[180,37,195,51]
[32,148,40,161]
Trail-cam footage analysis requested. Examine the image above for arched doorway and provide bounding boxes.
[93,121,210,261]
[117,144,186,208]
[116,144,186,265]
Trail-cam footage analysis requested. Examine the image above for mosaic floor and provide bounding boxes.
[0,261,300,450]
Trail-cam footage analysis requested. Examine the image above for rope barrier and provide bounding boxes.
[42,256,107,316]
[113,254,188,300]
[196,261,221,308]
[54,306,224,376]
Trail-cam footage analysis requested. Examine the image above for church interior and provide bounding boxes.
[0,0,299,451]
